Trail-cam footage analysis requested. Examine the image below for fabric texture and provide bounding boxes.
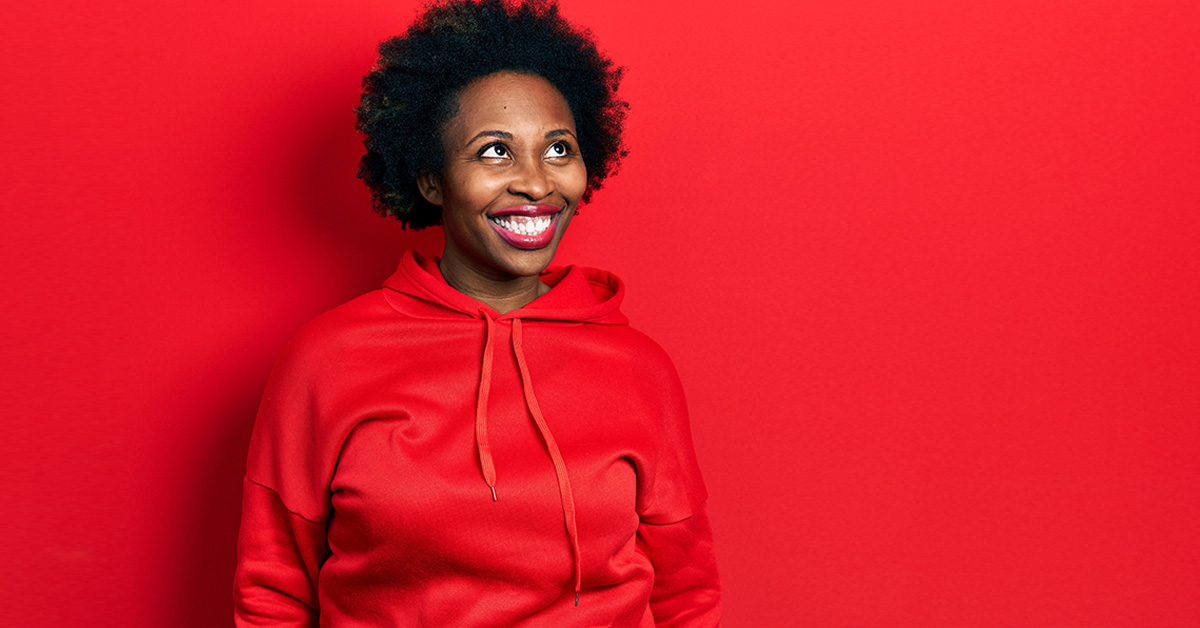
[234,250,720,627]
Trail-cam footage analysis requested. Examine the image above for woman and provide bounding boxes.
[233,0,720,625]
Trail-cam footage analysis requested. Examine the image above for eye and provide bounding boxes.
[479,143,509,159]
[544,141,570,159]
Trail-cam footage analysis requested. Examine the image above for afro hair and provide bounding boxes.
[355,0,628,229]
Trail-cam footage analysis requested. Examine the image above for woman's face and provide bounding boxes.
[421,71,587,284]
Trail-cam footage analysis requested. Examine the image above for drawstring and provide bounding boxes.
[471,313,582,606]
[512,319,582,606]
[475,313,498,501]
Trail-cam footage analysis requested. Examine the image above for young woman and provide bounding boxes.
[234,1,720,625]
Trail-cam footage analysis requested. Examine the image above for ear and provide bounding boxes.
[416,171,443,205]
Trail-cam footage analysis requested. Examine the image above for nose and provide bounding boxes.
[507,155,554,201]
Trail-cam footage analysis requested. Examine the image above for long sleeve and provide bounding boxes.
[638,501,722,627]
[233,477,330,627]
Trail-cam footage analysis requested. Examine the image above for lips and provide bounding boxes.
[487,204,562,250]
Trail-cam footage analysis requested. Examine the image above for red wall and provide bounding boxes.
[3,1,1199,626]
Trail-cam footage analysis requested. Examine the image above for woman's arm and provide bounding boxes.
[629,337,722,627]
[233,478,329,627]
[638,501,722,628]
[233,319,344,626]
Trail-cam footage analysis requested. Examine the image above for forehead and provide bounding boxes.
[443,71,576,141]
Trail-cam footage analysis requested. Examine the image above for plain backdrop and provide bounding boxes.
[2,0,1199,626]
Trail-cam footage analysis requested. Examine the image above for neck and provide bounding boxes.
[438,258,548,314]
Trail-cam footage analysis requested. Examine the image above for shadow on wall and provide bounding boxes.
[167,71,443,626]
[170,375,264,626]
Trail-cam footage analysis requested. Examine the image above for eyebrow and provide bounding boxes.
[464,128,577,147]
[465,130,513,146]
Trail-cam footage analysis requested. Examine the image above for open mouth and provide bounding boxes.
[489,214,554,237]
[487,205,563,250]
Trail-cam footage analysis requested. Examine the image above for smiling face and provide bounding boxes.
[419,71,587,297]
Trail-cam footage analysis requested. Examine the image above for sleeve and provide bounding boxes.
[633,341,722,626]
[233,478,329,627]
[637,501,722,628]
[634,345,708,524]
[233,326,348,626]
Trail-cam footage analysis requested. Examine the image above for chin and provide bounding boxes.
[493,242,563,278]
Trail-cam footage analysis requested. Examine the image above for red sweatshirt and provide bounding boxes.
[234,250,720,627]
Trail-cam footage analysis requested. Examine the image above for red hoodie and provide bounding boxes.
[234,250,720,627]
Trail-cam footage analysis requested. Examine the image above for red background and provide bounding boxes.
[3,0,1199,626]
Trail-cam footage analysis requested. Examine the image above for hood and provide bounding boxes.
[382,249,629,325]
[380,249,628,606]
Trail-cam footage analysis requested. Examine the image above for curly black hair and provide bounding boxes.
[355,0,628,230]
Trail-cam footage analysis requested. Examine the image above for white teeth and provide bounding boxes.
[490,214,553,236]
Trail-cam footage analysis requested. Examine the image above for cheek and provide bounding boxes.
[563,163,589,202]
[444,172,488,205]
[442,174,504,220]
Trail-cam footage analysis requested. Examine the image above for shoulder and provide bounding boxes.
[585,322,687,400]
[621,326,677,369]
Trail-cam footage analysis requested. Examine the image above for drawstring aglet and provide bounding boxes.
[490,486,497,501]
[574,592,579,607]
